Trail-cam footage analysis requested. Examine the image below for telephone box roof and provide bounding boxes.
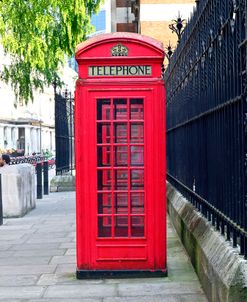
[76,32,164,58]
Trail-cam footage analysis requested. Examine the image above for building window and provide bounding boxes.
[11,128,15,146]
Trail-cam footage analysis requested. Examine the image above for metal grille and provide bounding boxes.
[55,91,75,175]
[165,0,247,256]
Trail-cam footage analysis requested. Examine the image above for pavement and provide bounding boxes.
[0,191,208,302]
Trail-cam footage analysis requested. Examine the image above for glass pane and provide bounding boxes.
[131,170,144,190]
[97,99,111,120]
[114,99,127,120]
[97,123,111,144]
[115,216,128,237]
[115,170,128,190]
[114,146,128,166]
[98,146,111,167]
[97,169,112,190]
[114,123,127,143]
[98,216,112,237]
[131,192,144,214]
[131,216,144,237]
[130,99,144,120]
[115,193,128,214]
[130,146,144,166]
[130,123,144,143]
[96,97,145,239]
[98,193,112,214]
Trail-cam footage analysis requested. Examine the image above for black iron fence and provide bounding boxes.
[165,0,247,255]
[55,90,74,175]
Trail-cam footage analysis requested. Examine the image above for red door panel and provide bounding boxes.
[94,94,148,268]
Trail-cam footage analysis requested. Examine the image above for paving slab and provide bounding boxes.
[26,237,72,244]
[55,263,77,274]
[13,249,66,257]
[0,244,12,250]
[50,255,75,264]
[180,294,208,302]
[103,297,180,302]
[0,265,56,275]
[29,299,101,302]
[65,249,76,256]
[117,281,203,296]
[59,242,76,249]
[0,275,39,286]
[37,273,104,286]
[27,232,70,239]
[0,300,28,302]
[0,286,45,299]
[44,284,117,298]
[10,243,60,251]
[33,226,75,233]
[0,233,27,240]
[0,256,50,265]
[0,191,208,301]
[0,250,15,257]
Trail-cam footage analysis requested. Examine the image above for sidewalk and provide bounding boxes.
[0,192,208,302]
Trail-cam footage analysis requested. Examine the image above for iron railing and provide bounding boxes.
[10,155,45,165]
[55,90,75,175]
[165,0,247,256]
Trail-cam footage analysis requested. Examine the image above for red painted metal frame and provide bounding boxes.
[75,33,166,277]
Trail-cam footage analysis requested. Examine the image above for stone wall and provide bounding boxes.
[167,182,247,302]
[0,164,36,217]
[50,175,75,192]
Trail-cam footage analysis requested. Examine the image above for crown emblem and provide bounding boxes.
[111,43,128,56]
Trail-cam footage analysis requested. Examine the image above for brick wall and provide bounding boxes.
[117,23,137,32]
[140,0,195,65]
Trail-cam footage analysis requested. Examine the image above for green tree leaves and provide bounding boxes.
[0,0,101,103]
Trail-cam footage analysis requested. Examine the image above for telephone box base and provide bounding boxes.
[76,269,167,279]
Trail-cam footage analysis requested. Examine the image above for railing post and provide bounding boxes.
[43,161,49,195]
[0,174,2,226]
[240,235,245,255]
[36,162,43,199]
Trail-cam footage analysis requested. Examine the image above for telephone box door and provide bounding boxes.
[95,91,148,269]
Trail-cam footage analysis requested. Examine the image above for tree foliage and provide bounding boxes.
[0,0,101,102]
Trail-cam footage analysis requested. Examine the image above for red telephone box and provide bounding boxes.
[75,33,166,278]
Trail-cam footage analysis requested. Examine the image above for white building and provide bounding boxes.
[0,45,76,156]
[0,0,111,157]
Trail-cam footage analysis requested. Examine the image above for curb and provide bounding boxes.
[167,182,247,302]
